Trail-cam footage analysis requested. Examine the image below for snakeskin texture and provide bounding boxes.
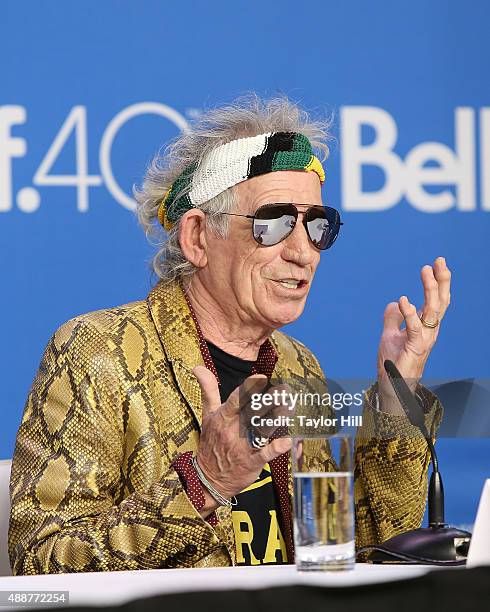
[8,280,442,574]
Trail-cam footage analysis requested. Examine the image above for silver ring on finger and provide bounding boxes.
[247,426,270,451]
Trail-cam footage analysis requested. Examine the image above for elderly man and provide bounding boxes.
[9,96,449,574]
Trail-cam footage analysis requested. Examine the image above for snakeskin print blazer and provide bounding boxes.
[8,280,442,574]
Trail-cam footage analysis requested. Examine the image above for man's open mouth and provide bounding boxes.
[275,279,308,290]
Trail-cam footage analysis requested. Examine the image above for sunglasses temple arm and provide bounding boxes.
[219,212,255,219]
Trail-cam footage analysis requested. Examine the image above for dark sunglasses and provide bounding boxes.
[218,203,343,250]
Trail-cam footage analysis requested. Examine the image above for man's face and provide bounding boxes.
[202,170,323,329]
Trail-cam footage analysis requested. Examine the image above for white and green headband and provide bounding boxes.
[158,131,326,230]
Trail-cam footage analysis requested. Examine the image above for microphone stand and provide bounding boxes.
[357,360,472,565]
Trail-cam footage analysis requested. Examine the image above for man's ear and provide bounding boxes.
[178,209,208,269]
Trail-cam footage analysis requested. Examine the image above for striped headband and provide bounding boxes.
[157,131,325,231]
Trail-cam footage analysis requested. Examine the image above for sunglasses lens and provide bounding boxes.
[305,207,341,250]
[253,204,296,246]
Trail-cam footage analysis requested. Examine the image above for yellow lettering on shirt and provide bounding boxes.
[263,510,288,563]
[240,464,272,493]
[232,511,261,565]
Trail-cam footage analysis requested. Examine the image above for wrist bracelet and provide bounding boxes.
[191,455,237,508]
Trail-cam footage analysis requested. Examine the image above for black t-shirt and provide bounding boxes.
[206,341,289,565]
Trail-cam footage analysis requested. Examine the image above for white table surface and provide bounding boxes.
[0,564,451,609]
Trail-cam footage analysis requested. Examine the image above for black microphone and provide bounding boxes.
[383,359,445,528]
[356,360,471,565]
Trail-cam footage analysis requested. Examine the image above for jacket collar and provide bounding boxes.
[146,279,206,428]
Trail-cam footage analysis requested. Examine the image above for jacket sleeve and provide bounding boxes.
[354,384,443,549]
[8,319,223,575]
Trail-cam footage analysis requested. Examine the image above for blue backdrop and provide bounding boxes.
[1,0,489,528]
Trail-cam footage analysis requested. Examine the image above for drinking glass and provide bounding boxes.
[292,434,355,571]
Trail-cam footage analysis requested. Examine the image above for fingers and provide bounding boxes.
[242,380,293,438]
[259,436,292,463]
[221,374,269,418]
[193,365,221,416]
[383,301,404,331]
[420,264,441,325]
[433,256,451,318]
[420,256,452,324]
[385,257,451,335]
[398,295,423,338]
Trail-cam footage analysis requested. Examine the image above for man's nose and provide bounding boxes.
[280,219,317,264]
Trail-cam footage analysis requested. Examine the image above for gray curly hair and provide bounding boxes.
[134,93,334,285]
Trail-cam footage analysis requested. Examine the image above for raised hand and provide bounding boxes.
[192,366,292,514]
[377,256,451,414]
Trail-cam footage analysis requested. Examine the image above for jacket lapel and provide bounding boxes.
[146,280,205,429]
